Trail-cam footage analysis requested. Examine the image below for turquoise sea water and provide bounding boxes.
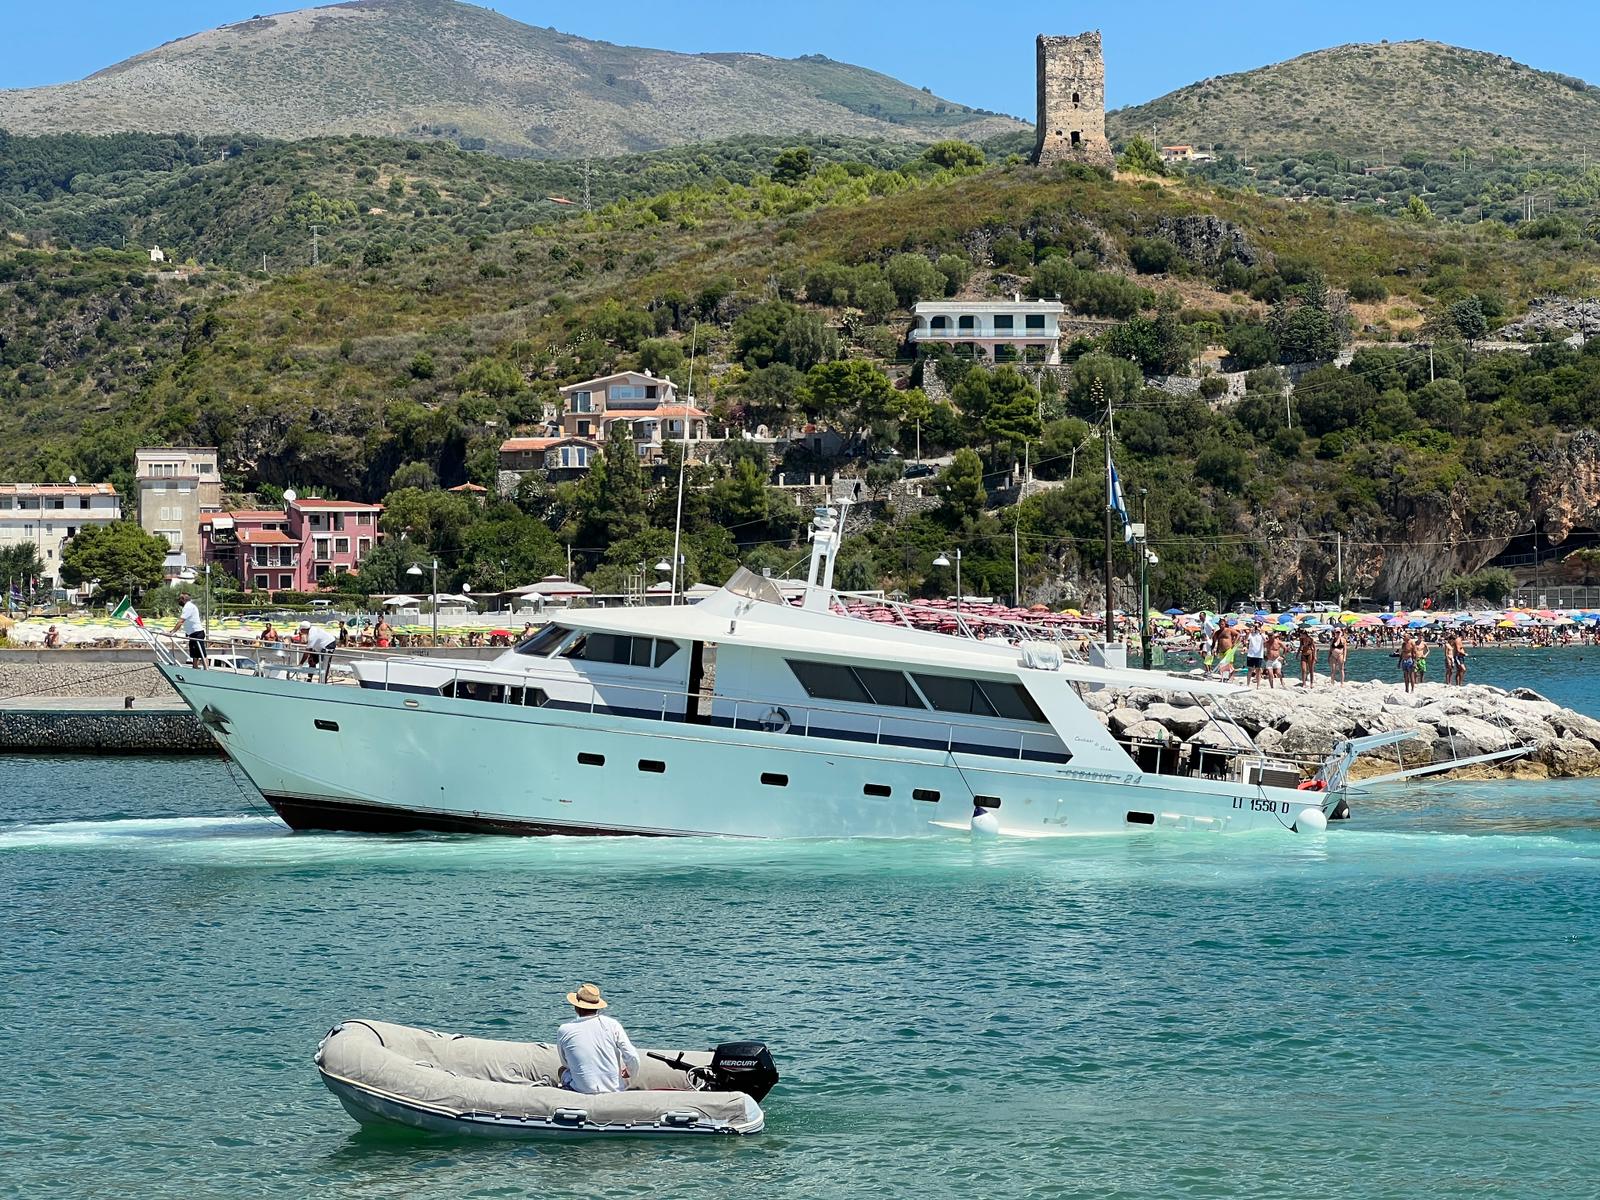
[4,651,1599,1198]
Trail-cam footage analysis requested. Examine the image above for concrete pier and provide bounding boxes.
[0,696,215,755]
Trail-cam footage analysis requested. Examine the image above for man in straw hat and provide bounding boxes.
[556,983,640,1094]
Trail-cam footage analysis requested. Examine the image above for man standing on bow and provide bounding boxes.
[172,591,206,668]
[556,983,640,1095]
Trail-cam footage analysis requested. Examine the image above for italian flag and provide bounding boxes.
[110,596,144,627]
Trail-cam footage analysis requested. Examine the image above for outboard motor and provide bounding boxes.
[707,1042,780,1102]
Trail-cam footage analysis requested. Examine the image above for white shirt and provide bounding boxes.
[1246,631,1264,657]
[305,626,337,653]
[179,601,203,635]
[557,1013,640,1094]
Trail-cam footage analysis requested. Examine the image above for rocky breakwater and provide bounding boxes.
[1081,679,1600,780]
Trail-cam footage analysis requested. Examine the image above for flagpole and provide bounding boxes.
[1100,379,1115,649]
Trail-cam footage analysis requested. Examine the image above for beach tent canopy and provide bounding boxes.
[380,595,420,608]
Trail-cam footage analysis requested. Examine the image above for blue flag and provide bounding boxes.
[1107,456,1134,544]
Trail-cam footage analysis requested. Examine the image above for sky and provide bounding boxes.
[3,0,1599,115]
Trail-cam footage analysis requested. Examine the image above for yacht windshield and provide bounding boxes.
[513,624,572,656]
[723,567,785,606]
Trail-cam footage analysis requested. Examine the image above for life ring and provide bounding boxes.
[760,707,791,735]
[1297,779,1327,792]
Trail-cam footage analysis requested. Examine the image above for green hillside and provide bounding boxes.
[1109,41,1600,158]
[4,133,1599,605]
[0,0,1024,157]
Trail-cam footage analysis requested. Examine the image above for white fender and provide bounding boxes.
[1292,806,1329,835]
[970,809,1001,838]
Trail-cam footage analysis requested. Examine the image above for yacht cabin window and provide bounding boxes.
[912,673,1046,722]
[785,659,1043,722]
[563,633,680,669]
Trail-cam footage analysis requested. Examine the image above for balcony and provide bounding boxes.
[911,327,1055,341]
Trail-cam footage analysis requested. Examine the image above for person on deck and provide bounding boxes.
[172,591,206,668]
[299,620,337,673]
[556,984,639,1095]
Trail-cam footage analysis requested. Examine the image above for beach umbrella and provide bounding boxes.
[1497,619,1517,628]
[1339,612,1360,624]
[1164,607,1185,616]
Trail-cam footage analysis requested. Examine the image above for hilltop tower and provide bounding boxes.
[1034,32,1114,169]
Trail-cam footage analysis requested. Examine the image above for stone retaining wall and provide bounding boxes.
[0,657,170,701]
[0,709,215,755]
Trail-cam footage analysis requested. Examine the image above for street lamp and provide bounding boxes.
[933,549,963,623]
[407,557,438,646]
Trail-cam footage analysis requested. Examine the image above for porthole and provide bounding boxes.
[863,783,892,798]
[760,772,788,787]
[578,752,605,767]
[973,795,1001,809]
[1126,810,1155,826]
[638,759,666,774]
[913,788,940,803]
[314,719,339,732]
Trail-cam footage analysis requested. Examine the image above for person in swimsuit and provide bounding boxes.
[1214,622,1237,680]
[1449,630,1468,685]
[1265,631,1284,688]
[1399,631,1418,693]
[1296,628,1317,688]
[1328,627,1348,684]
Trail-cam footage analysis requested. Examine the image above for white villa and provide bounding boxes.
[0,482,123,590]
[911,298,1065,364]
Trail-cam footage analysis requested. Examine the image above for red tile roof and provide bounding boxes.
[447,482,488,493]
[289,498,381,510]
[236,529,297,545]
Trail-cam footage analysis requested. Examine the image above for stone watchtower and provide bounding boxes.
[1034,32,1114,169]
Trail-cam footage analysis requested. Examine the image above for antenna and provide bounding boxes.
[668,323,698,604]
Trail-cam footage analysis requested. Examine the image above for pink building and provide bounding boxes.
[202,497,381,592]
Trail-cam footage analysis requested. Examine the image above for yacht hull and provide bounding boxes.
[162,665,1327,838]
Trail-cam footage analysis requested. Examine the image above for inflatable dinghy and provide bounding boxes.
[316,1020,779,1138]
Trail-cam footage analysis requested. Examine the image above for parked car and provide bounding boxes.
[206,652,260,675]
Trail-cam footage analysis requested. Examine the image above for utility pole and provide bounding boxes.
[1013,521,1021,607]
[582,160,592,212]
[1335,532,1344,610]
[1429,343,1435,383]
[1138,488,1152,671]
[261,251,267,273]
[310,224,321,267]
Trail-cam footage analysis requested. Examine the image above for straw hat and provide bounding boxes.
[566,983,608,1011]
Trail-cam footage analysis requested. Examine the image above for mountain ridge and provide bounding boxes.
[0,0,1024,158]
[1108,40,1600,157]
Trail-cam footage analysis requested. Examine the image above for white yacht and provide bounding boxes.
[154,508,1369,839]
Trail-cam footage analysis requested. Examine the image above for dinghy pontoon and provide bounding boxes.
[316,1020,778,1138]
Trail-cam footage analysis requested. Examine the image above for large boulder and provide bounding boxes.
[1120,720,1172,743]
[1108,707,1145,736]
[1143,702,1213,739]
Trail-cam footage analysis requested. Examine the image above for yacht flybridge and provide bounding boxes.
[152,507,1371,838]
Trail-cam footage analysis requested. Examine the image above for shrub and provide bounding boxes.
[1129,237,1180,275]
[1348,276,1388,303]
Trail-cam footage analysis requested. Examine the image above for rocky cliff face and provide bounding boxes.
[1245,429,1600,603]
